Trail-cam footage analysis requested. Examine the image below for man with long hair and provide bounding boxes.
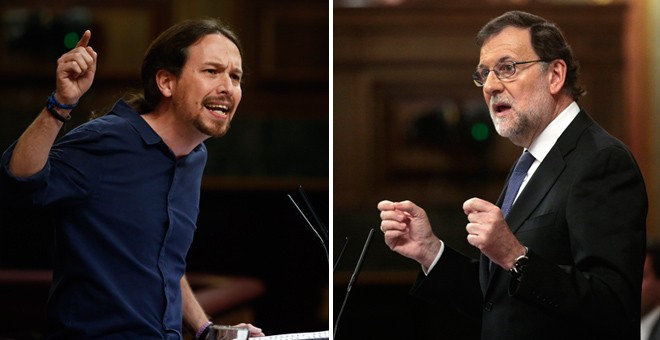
[1,19,263,339]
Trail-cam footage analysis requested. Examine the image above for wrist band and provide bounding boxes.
[194,321,213,340]
[46,91,77,123]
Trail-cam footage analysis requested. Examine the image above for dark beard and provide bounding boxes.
[195,117,230,138]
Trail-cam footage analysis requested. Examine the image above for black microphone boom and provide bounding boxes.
[333,237,349,273]
[287,193,328,260]
[298,185,328,245]
[333,228,374,339]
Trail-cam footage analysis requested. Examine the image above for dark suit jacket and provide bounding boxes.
[411,111,647,339]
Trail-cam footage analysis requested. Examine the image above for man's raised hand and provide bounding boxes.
[55,30,97,106]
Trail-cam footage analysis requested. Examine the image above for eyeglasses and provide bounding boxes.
[472,60,546,87]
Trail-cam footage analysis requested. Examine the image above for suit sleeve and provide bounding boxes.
[411,246,484,321]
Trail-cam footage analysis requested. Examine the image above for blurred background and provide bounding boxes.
[0,0,328,338]
[333,0,658,339]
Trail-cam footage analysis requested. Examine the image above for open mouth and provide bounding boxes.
[204,103,229,117]
[492,102,512,114]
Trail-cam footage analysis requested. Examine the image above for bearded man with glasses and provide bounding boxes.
[378,10,647,339]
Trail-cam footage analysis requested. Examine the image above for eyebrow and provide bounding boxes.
[477,56,515,69]
[202,61,243,75]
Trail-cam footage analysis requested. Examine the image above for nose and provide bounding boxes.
[216,73,235,95]
[482,71,503,95]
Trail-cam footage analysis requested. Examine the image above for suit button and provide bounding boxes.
[484,302,493,312]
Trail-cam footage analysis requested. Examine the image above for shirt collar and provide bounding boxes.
[526,101,580,162]
[110,100,162,146]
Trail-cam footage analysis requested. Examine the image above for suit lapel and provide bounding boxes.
[505,150,565,233]
[481,159,560,287]
[481,110,594,293]
[505,111,592,234]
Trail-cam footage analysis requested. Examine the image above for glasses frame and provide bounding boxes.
[472,59,547,87]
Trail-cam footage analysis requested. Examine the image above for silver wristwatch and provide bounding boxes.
[510,246,529,281]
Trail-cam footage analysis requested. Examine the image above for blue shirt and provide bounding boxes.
[0,100,207,339]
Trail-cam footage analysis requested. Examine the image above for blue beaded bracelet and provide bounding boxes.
[46,91,77,123]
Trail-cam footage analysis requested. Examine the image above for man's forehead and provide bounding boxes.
[191,34,239,52]
[188,34,242,62]
[478,26,534,65]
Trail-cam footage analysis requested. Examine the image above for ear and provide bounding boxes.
[547,59,567,95]
[155,69,176,98]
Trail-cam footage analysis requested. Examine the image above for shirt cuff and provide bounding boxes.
[422,240,444,275]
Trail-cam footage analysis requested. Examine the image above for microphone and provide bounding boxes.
[333,228,374,340]
[333,237,349,273]
[287,190,328,260]
[297,185,328,245]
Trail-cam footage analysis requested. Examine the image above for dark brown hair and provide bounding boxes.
[476,11,585,101]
